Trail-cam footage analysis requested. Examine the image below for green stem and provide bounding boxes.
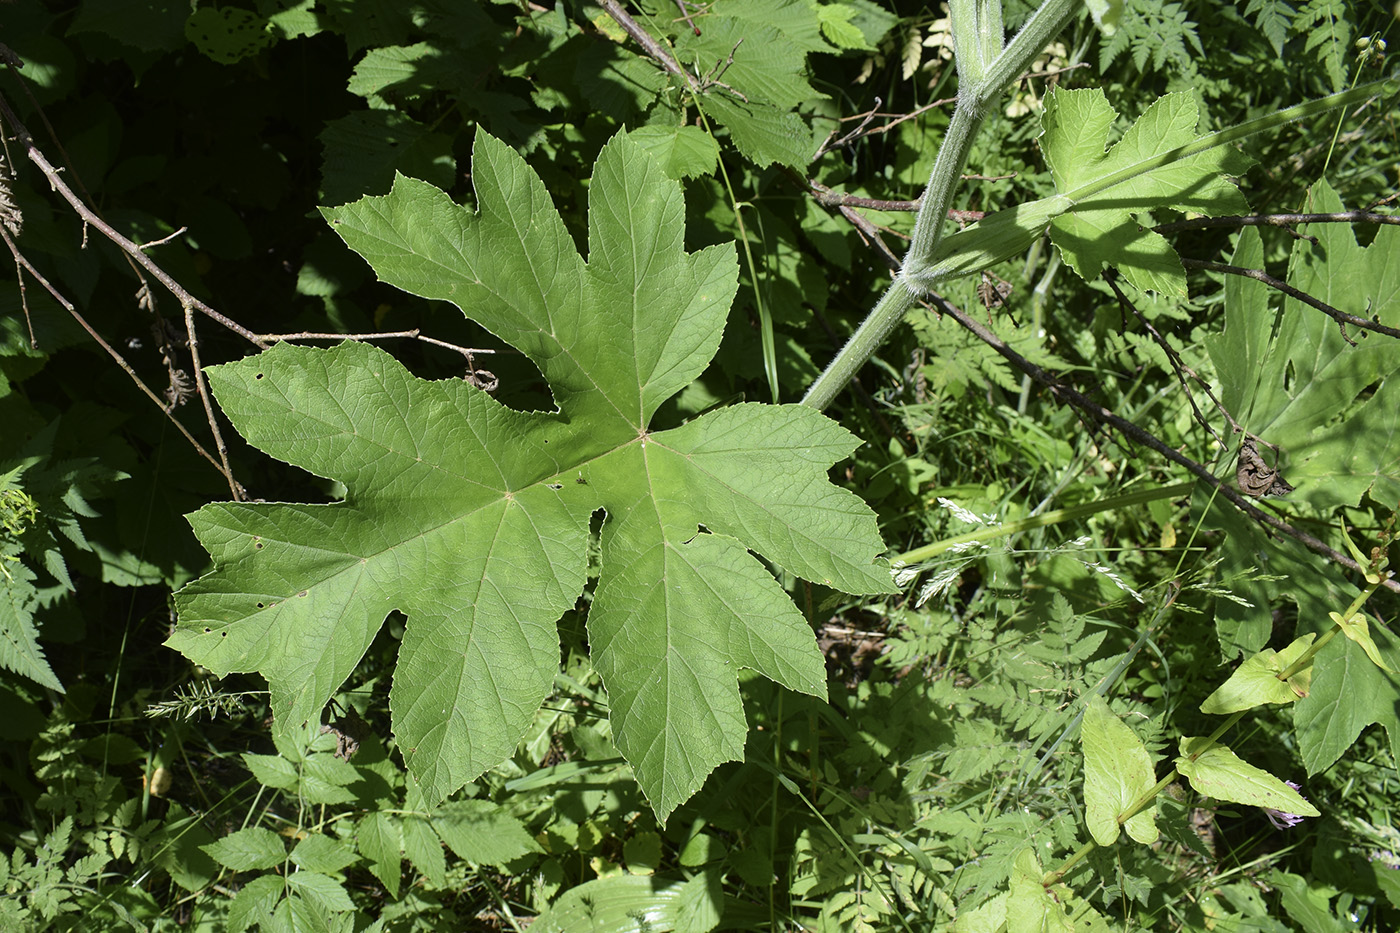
[894,481,1192,565]
[801,0,1085,411]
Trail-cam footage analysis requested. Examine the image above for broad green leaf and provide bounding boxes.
[677,14,819,169]
[201,826,286,871]
[356,811,401,898]
[1081,695,1158,846]
[243,752,298,790]
[1007,848,1071,933]
[401,814,445,888]
[1175,739,1319,817]
[169,131,892,821]
[913,88,1252,290]
[1295,624,1400,775]
[291,835,359,875]
[1040,89,1251,295]
[432,799,540,866]
[626,125,720,181]
[1206,182,1400,511]
[286,870,355,913]
[1200,634,1314,714]
[528,873,719,933]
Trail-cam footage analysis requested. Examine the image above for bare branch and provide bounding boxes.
[1184,258,1400,344]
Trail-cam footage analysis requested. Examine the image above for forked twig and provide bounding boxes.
[1184,258,1400,345]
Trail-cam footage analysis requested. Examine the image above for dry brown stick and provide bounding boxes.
[253,329,510,360]
[184,304,244,501]
[1101,269,1227,447]
[927,290,1400,594]
[0,91,269,350]
[1154,210,1400,234]
[597,0,698,91]
[0,226,234,483]
[1184,258,1400,344]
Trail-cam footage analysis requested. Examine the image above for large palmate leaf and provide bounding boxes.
[911,87,1253,291]
[1195,181,1400,764]
[1207,181,1400,511]
[167,130,894,821]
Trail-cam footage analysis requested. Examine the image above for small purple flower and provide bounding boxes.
[1264,781,1309,830]
[1371,850,1400,870]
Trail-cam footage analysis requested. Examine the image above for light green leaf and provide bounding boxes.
[1175,739,1319,816]
[286,870,355,913]
[528,873,719,933]
[432,799,540,867]
[1206,182,1400,511]
[1201,634,1315,714]
[1295,625,1400,775]
[290,835,359,875]
[170,131,892,821]
[356,811,401,898]
[1331,611,1392,673]
[201,827,286,871]
[243,752,298,790]
[1007,848,1071,933]
[914,88,1251,290]
[1041,88,1251,295]
[816,4,870,50]
[1081,695,1158,846]
[228,875,286,933]
[626,125,720,180]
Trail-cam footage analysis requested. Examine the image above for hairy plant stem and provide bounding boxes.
[802,0,1085,411]
[803,41,1397,410]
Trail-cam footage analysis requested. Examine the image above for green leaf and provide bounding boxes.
[401,814,445,888]
[185,7,271,64]
[201,827,286,871]
[170,131,892,820]
[1081,695,1158,846]
[1330,611,1392,673]
[356,811,401,898]
[816,4,870,50]
[528,874,720,933]
[1200,634,1314,714]
[290,834,359,874]
[1175,739,1319,816]
[1040,88,1251,295]
[1206,182,1400,511]
[1295,624,1400,775]
[1007,848,1071,933]
[626,125,720,180]
[243,752,299,790]
[286,870,355,913]
[914,88,1252,289]
[432,800,540,867]
[319,111,456,208]
[228,875,286,933]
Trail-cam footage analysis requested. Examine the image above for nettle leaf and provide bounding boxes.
[168,131,893,821]
[913,88,1252,292]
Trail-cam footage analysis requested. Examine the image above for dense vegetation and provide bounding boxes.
[2,1,1398,930]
